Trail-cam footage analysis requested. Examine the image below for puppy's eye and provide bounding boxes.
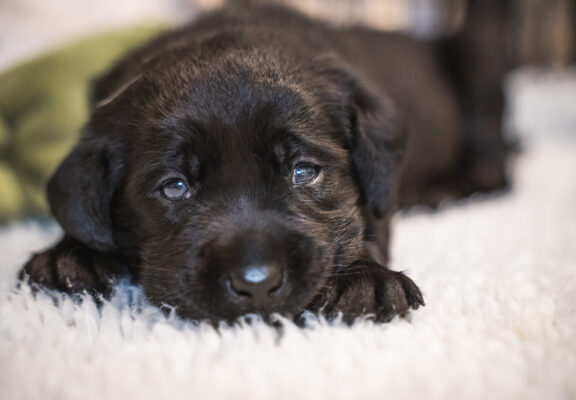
[292,164,321,185]
[159,178,191,200]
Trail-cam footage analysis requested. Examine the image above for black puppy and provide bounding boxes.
[22,4,508,323]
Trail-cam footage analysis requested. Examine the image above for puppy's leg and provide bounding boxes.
[309,262,424,324]
[307,210,423,323]
[20,236,129,296]
[437,0,514,195]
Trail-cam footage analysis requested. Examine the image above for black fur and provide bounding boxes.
[21,4,508,323]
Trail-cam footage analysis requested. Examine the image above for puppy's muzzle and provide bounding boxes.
[206,230,290,309]
[201,224,322,314]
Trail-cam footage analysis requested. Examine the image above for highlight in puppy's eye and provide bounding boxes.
[292,164,321,185]
[159,178,191,200]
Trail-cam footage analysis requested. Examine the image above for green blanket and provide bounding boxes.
[0,26,164,224]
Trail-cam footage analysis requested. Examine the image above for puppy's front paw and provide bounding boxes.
[310,263,424,323]
[20,237,123,295]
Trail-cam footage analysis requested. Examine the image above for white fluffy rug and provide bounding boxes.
[1,69,576,399]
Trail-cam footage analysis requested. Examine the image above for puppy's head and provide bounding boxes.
[48,45,404,322]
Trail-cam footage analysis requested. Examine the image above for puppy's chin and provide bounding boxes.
[175,300,310,325]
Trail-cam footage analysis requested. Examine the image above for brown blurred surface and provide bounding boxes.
[194,0,576,67]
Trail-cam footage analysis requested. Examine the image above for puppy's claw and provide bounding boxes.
[396,271,425,309]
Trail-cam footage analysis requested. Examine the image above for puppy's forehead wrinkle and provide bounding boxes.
[130,142,190,182]
[136,48,343,130]
[287,132,348,163]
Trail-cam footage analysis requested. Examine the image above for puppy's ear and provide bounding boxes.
[350,85,406,218]
[48,138,123,252]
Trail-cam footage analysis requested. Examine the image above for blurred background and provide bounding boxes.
[1,0,575,70]
[0,0,575,223]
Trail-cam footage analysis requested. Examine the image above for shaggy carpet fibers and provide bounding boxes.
[1,71,575,400]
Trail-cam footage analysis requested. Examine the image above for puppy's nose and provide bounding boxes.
[228,265,284,302]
